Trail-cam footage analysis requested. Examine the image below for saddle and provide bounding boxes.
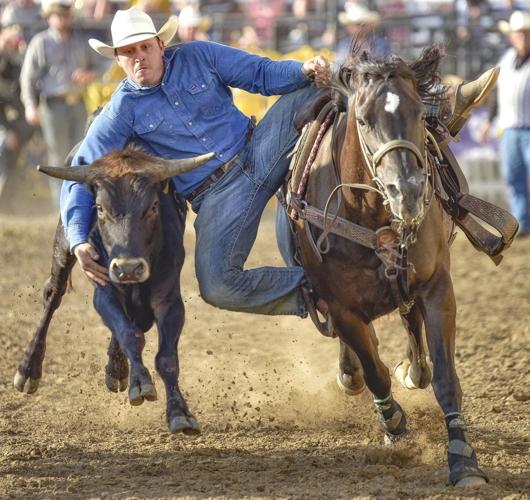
[286,92,519,267]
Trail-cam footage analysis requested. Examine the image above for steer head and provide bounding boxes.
[39,145,214,284]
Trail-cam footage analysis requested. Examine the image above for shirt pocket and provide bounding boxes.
[186,77,227,117]
[134,110,165,136]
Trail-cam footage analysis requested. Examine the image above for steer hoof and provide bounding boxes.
[169,415,201,435]
[128,383,157,406]
[14,371,40,394]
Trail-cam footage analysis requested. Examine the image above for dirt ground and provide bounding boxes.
[0,182,528,499]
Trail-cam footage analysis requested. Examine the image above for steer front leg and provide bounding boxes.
[421,269,487,487]
[15,219,76,393]
[94,286,156,406]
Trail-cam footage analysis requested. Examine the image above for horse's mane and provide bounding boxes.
[331,41,446,102]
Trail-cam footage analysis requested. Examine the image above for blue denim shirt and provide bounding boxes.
[61,41,310,250]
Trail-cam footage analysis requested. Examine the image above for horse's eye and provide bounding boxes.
[151,200,159,213]
[96,204,104,216]
[356,118,366,127]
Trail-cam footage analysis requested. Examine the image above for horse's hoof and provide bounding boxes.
[14,371,40,394]
[140,383,157,402]
[455,476,487,487]
[169,415,201,435]
[14,371,27,392]
[128,386,144,406]
[383,429,409,446]
[336,372,365,396]
[28,378,40,393]
[393,361,417,390]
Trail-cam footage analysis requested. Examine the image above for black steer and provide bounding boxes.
[14,145,213,434]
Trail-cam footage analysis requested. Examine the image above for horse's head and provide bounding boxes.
[333,45,445,227]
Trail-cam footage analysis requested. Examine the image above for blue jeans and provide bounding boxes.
[500,128,530,233]
[191,85,318,316]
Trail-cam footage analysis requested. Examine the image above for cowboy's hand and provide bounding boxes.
[302,56,331,87]
[73,242,109,287]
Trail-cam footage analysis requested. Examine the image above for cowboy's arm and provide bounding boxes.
[61,110,130,251]
[199,41,311,96]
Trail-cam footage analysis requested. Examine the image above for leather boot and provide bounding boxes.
[445,67,500,136]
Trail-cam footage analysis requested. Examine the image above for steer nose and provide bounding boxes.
[109,258,150,284]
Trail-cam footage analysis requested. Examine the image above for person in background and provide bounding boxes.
[0,23,37,200]
[335,3,391,63]
[1,0,42,42]
[177,4,210,42]
[480,10,530,237]
[19,0,106,208]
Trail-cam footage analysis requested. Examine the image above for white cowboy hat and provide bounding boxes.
[338,4,381,26]
[499,10,530,33]
[88,7,178,58]
[178,6,211,30]
[41,0,72,17]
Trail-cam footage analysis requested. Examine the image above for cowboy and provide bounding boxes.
[60,8,498,323]
[480,10,530,236]
[20,0,105,207]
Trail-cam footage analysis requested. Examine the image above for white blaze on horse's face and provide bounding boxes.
[384,92,400,114]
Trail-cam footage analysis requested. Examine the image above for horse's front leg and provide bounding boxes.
[394,304,432,390]
[420,269,487,487]
[333,309,407,442]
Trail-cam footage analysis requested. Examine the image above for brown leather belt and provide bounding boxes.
[185,154,238,202]
[185,123,254,202]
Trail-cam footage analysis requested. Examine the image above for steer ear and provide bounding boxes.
[37,164,92,182]
[158,152,215,181]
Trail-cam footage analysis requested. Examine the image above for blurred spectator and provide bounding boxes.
[177,5,211,41]
[480,10,530,236]
[336,3,391,63]
[0,23,37,199]
[244,0,285,43]
[19,0,106,208]
[1,0,42,41]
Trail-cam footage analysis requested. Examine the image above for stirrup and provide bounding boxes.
[301,286,335,338]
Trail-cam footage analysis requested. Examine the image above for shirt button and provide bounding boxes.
[219,154,224,158]
[201,84,206,88]
[174,101,179,105]
[149,124,153,128]
[201,138,206,142]
[188,121,192,126]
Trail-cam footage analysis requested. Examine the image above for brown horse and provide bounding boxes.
[289,45,488,486]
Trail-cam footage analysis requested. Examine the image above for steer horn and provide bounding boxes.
[37,152,216,182]
[158,152,215,181]
[37,164,92,182]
